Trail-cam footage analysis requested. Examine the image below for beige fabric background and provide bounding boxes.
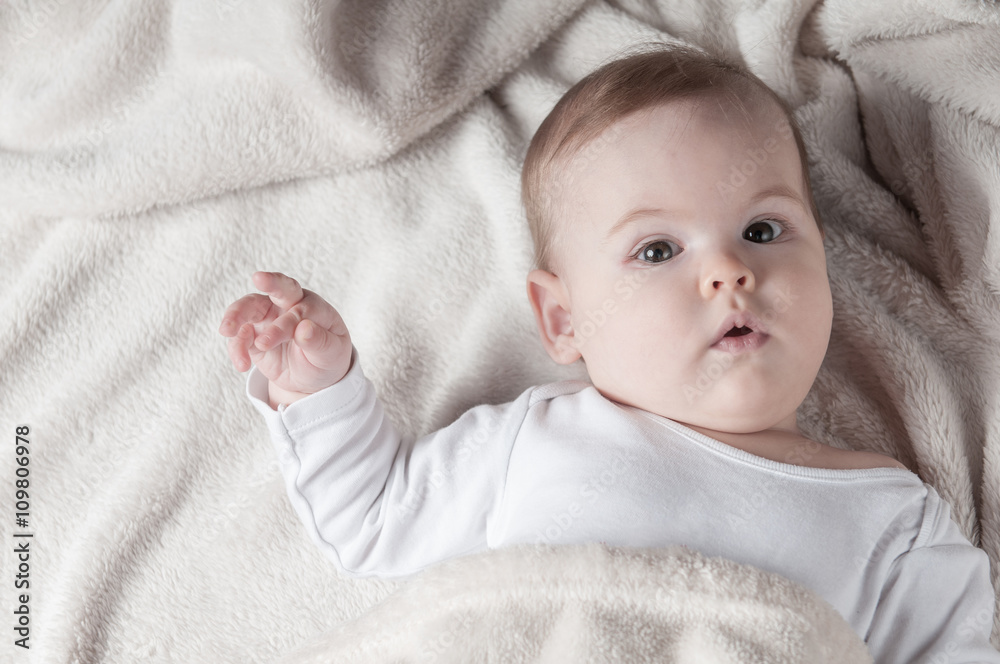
[1,0,998,660]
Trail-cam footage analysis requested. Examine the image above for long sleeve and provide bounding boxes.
[245,347,533,578]
[864,485,1000,663]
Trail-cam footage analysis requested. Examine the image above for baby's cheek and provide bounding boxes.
[614,300,678,361]
[797,271,833,337]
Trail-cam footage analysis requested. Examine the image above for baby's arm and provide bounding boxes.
[243,355,525,577]
[221,272,526,577]
[864,488,1000,663]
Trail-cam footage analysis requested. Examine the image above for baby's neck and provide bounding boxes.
[683,421,802,446]
[680,421,823,466]
[675,418,905,472]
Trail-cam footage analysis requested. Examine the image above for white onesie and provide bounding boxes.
[247,347,999,664]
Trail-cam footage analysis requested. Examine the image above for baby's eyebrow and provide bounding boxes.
[604,207,678,243]
[604,183,806,243]
[745,183,807,211]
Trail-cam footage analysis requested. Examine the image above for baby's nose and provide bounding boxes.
[713,274,751,290]
[702,256,756,295]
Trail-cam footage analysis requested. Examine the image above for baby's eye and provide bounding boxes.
[744,220,784,243]
[635,240,680,264]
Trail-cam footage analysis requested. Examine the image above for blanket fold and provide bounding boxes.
[0,0,588,218]
[277,543,874,664]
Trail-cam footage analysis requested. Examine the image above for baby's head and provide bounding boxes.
[522,44,833,437]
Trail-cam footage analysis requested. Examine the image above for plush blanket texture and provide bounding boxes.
[276,543,873,663]
[1,0,998,661]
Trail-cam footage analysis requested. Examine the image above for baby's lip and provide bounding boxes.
[710,310,769,347]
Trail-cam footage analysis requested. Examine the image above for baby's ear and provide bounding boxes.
[526,269,581,365]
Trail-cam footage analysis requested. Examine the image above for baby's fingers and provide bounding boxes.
[294,319,353,377]
[254,306,303,352]
[253,271,304,312]
[228,323,257,372]
[219,293,273,337]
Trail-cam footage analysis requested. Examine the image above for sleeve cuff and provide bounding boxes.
[245,345,366,435]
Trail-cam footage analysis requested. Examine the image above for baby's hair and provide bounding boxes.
[521,42,822,273]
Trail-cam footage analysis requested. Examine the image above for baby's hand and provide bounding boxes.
[219,272,353,409]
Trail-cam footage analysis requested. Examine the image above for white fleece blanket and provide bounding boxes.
[1,0,998,661]
[276,543,872,663]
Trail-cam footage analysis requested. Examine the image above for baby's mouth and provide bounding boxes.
[710,310,769,349]
[724,325,754,337]
[712,324,770,354]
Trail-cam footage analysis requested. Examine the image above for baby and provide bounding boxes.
[220,45,999,662]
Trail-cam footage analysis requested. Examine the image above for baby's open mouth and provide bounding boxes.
[712,321,770,354]
[710,311,768,349]
[724,326,753,337]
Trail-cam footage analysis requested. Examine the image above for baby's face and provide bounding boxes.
[528,98,832,436]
